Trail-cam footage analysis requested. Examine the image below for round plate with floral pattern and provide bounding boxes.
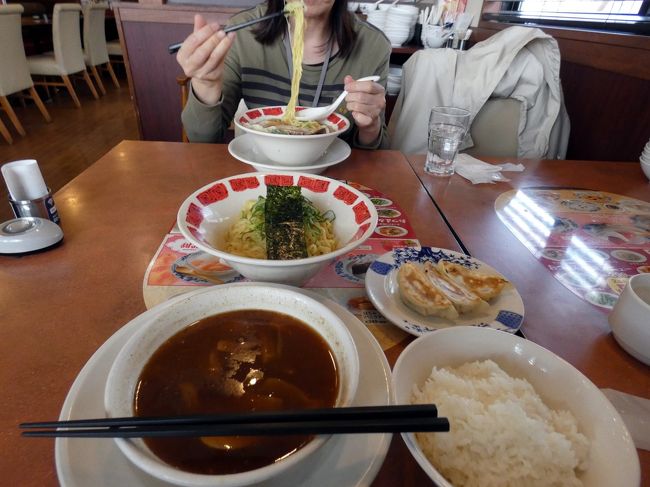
[365,247,524,336]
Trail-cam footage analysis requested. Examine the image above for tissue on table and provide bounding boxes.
[602,388,650,451]
[454,153,524,184]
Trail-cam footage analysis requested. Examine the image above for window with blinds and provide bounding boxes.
[482,1,650,35]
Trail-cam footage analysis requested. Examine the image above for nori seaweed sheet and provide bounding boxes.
[265,185,308,260]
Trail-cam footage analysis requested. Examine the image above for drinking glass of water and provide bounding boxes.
[425,106,471,177]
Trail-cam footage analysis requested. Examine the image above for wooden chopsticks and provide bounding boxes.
[20,404,449,438]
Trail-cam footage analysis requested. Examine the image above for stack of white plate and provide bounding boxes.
[641,139,650,180]
[363,4,419,47]
[387,65,402,96]
[382,4,419,47]
[347,2,359,13]
[365,8,388,30]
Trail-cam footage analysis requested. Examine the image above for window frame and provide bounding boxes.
[481,0,650,36]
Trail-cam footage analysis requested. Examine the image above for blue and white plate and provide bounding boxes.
[334,253,380,283]
[365,247,525,336]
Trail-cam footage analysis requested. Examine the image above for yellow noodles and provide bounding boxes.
[283,0,305,124]
[225,200,267,259]
[225,198,338,259]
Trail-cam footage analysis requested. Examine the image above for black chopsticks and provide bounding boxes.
[20,404,449,438]
[168,10,286,55]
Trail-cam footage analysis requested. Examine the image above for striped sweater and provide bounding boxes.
[182,3,391,149]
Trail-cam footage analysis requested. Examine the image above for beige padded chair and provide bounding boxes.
[106,40,122,57]
[0,5,52,144]
[106,38,124,73]
[0,117,13,145]
[27,3,99,108]
[83,3,119,95]
[465,98,521,158]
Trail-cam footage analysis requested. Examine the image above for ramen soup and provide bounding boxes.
[246,117,334,136]
[134,310,339,475]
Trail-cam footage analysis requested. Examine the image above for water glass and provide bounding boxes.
[425,106,470,177]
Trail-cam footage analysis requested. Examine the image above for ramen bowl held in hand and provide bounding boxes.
[177,172,378,286]
[105,283,360,487]
[235,106,351,166]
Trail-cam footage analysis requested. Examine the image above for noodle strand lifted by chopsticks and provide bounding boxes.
[283,0,305,124]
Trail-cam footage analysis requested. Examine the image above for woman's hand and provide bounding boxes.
[343,75,386,145]
[176,15,235,105]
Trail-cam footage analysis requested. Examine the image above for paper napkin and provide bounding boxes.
[454,153,524,184]
[602,388,650,451]
[1,159,48,201]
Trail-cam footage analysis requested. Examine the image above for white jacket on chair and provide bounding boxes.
[388,26,570,159]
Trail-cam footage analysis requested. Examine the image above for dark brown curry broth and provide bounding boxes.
[134,309,339,475]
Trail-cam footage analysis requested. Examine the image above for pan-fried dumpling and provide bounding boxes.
[423,262,489,314]
[437,261,510,301]
[397,262,459,320]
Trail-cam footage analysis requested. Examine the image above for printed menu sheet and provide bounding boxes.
[143,183,420,351]
[495,189,650,311]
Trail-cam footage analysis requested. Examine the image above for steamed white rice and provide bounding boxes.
[412,360,590,487]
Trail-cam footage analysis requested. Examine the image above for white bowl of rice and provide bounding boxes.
[177,172,378,286]
[235,106,351,166]
[392,326,640,487]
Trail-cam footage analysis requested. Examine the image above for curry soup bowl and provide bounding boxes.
[392,326,640,487]
[234,106,351,166]
[105,283,360,487]
[177,172,378,286]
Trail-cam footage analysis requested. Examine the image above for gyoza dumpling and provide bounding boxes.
[423,262,489,314]
[397,263,459,320]
[437,261,510,301]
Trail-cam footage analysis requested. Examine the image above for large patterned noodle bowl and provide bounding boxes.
[177,172,378,286]
[235,106,351,166]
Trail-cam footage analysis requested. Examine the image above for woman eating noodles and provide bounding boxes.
[176,0,391,149]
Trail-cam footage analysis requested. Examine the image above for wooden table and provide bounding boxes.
[0,141,457,486]
[408,154,650,485]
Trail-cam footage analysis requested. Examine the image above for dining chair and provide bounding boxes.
[177,76,242,143]
[27,3,99,108]
[465,98,520,158]
[106,40,123,57]
[0,4,52,143]
[0,117,13,144]
[388,26,570,159]
[176,75,190,142]
[83,2,119,96]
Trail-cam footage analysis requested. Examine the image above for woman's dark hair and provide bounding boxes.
[254,0,357,59]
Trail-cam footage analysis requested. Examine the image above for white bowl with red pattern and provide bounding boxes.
[177,172,378,286]
[234,106,351,166]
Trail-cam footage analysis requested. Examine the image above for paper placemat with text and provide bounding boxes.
[495,188,650,311]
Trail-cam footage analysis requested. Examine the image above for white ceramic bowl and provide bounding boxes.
[392,327,640,487]
[177,172,378,286]
[386,31,410,47]
[105,283,360,487]
[347,2,359,12]
[359,2,377,13]
[391,4,419,15]
[641,160,650,180]
[235,106,350,166]
[608,273,650,365]
[423,34,449,49]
